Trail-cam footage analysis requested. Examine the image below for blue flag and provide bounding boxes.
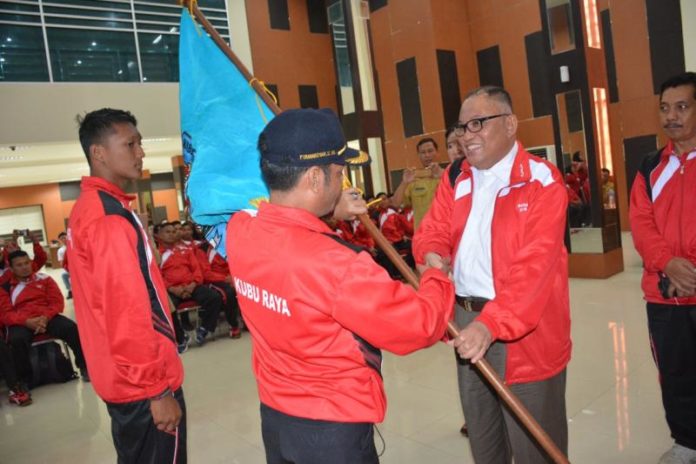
[179,9,273,257]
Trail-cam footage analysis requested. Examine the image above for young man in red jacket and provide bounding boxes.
[227,108,455,463]
[68,108,185,463]
[630,72,696,464]
[414,86,571,464]
[0,250,87,383]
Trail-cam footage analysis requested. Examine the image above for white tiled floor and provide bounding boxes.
[0,234,673,463]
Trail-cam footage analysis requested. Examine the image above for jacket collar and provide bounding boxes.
[459,141,531,186]
[80,176,136,205]
[257,202,334,235]
[9,272,35,287]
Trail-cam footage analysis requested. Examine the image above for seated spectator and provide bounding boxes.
[56,232,72,299]
[0,337,31,406]
[349,218,376,252]
[323,216,354,243]
[179,221,203,247]
[375,194,415,277]
[1,231,47,286]
[196,241,242,339]
[157,223,223,346]
[0,250,88,384]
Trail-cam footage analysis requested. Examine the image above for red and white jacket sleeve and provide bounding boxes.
[413,172,455,263]
[629,171,673,272]
[31,242,47,272]
[44,277,64,320]
[0,289,13,327]
[332,253,455,355]
[90,216,171,397]
[476,182,568,342]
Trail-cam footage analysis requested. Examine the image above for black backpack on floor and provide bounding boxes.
[29,341,78,388]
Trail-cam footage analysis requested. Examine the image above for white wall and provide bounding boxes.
[0,83,180,145]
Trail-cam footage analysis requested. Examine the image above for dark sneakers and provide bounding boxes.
[195,327,209,346]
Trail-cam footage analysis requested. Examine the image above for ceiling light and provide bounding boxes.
[76,60,82,65]
[117,69,123,75]
[152,35,162,45]
[6,37,12,43]
[91,41,97,46]
[169,27,177,33]
[0,58,5,62]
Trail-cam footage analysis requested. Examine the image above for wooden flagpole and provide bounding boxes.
[180,3,569,463]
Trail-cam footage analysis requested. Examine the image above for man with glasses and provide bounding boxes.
[414,86,571,464]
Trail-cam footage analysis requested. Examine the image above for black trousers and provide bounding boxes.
[6,314,86,383]
[0,338,19,389]
[260,403,379,464]
[106,388,187,464]
[169,285,222,333]
[647,303,696,449]
[208,281,240,329]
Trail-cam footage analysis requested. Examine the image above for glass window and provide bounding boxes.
[138,32,178,82]
[0,25,49,81]
[0,0,231,82]
[47,28,139,82]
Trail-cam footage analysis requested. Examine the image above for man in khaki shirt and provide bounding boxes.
[391,137,444,229]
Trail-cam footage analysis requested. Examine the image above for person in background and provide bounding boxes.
[0,250,88,384]
[56,232,72,299]
[629,71,696,464]
[391,138,445,229]
[1,231,47,286]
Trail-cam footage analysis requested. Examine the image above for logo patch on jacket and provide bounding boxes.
[517,202,529,213]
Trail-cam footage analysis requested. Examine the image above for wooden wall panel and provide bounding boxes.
[245,0,336,111]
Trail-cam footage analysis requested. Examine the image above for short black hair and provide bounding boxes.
[463,85,513,112]
[58,232,67,238]
[660,72,696,100]
[445,126,456,140]
[417,137,438,151]
[170,220,182,226]
[260,159,331,192]
[8,250,29,266]
[601,168,610,174]
[77,108,138,165]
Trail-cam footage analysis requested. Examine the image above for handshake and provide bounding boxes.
[416,252,451,277]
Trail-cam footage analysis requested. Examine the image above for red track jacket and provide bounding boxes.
[0,272,63,326]
[67,177,182,403]
[630,141,696,305]
[414,144,572,385]
[227,202,454,423]
[379,207,413,244]
[206,247,230,279]
[159,244,203,288]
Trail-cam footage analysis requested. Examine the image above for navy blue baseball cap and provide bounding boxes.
[258,108,369,167]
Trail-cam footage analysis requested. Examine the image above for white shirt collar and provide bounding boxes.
[473,142,517,184]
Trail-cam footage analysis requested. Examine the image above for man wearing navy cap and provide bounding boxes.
[226,108,455,463]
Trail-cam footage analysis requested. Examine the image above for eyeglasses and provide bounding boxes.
[453,113,510,136]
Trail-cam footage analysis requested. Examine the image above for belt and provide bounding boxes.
[455,296,489,312]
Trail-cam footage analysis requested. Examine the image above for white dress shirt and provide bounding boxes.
[453,143,517,299]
